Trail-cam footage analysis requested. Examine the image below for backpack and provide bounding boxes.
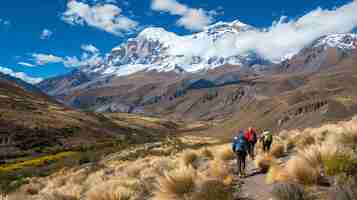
[233,135,248,152]
[263,132,273,143]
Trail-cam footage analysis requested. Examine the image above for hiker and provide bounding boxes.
[232,130,249,177]
[261,130,273,153]
[244,127,258,160]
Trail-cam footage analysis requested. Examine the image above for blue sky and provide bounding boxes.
[0,0,355,83]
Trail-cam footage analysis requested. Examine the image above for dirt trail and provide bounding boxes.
[232,159,274,200]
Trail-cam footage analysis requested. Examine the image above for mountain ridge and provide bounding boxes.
[36,20,357,132]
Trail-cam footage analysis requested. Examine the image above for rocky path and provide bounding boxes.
[232,159,274,200]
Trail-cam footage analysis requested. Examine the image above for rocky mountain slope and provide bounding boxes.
[278,34,357,73]
[37,21,357,132]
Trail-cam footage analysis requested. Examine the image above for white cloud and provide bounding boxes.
[231,1,357,62]
[81,44,99,54]
[29,49,103,68]
[40,29,53,40]
[64,54,103,68]
[62,0,138,36]
[0,66,43,84]
[32,53,64,65]
[151,0,213,31]
[161,1,357,63]
[177,9,212,31]
[18,62,35,67]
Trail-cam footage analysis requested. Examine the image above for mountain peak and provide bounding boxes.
[204,20,253,33]
[314,33,357,49]
[137,27,179,42]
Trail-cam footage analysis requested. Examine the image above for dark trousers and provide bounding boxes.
[263,140,272,152]
[248,142,256,159]
[236,151,247,176]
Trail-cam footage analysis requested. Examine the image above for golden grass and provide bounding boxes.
[217,146,235,161]
[191,178,234,200]
[55,183,82,200]
[284,144,334,185]
[38,192,79,200]
[295,134,316,149]
[151,158,177,176]
[271,183,312,200]
[7,193,28,200]
[205,159,232,183]
[20,180,45,195]
[124,161,148,177]
[270,143,285,158]
[86,178,143,200]
[266,164,289,184]
[285,155,321,185]
[255,153,276,173]
[7,141,235,200]
[284,138,296,152]
[153,166,196,200]
[180,150,198,167]
[200,148,214,160]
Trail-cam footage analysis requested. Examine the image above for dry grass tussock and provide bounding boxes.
[86,178,144,200]
[255,153,276,173]
[217,145,236,161]
[274,116,357,186]
[7,140,235,200]
[271,183,314,200]
[153,166,196,200]
[180,150,198,167]
[204,159,234,185]
[153,161,234,200]
[329,175,357,200]
[270,142,356,185]
[191,178,234,200]
[200,148,214,160]
[282,116,357,151]
[266,164,289,184]
[270,143,285,158]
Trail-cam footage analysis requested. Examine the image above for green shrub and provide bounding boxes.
[192,179,233,200]
[323,154,357,176]
[272,183,314,200]
[329,176,357,200]
[62,127,81,137]
[78,152,100,165]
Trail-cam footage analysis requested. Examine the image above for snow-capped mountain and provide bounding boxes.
[38,25,357,117]
[80,18,357,78]
[81,20,269,77]
[279,33,357,73]
[313,33,357,50]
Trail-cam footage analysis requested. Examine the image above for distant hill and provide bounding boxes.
[0,72,42,94]
[0,75,181,161]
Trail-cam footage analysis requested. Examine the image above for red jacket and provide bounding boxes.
[244,129,257,142]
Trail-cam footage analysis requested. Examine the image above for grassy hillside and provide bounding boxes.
[0,79,192,192]
[5,116,357,200]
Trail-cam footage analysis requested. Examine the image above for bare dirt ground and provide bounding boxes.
[232,158,274,200]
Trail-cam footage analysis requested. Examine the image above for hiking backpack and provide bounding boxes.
[233,136,247,152]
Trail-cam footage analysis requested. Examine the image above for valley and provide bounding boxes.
[1,2,357,199]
